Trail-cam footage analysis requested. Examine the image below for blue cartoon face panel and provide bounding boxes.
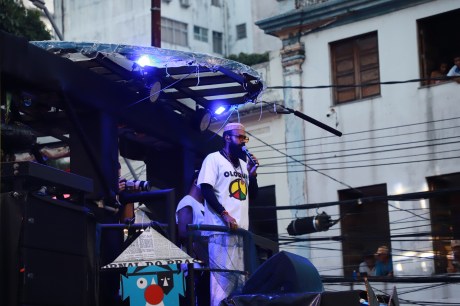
[121,265,185,306]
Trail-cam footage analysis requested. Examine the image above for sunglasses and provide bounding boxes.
[230,134,249,142]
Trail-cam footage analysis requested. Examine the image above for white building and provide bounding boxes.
[48,0,282,184]
[21,0,460,303]
[253,0,460,304]
[52,0,281,56]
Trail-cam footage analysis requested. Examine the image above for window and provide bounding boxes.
[212,31,223,54]
[417,9,460,86]
[330,32,380,104]
[211,0,221,7]
[427,173,460,274]
[339,184,390,277]
[193,26,208,42]
[236,23,247,40]
[161,17,188,47]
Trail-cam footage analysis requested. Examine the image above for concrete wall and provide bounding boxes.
[53,0,281,56]
[269,0,460,303]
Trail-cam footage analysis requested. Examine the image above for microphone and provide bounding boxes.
[242,146,258,166]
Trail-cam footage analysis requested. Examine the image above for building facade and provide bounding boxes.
[44,0,284,221]
[255,0,460,303]
[52,0,281,56]
[24,0,460,303]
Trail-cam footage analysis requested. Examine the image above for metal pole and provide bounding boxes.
[29,0,64,40]
[123,157,138,180]
[151,0,161,47]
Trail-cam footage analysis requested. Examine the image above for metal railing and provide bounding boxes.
[297,0,329,7]
[185,224,279,306]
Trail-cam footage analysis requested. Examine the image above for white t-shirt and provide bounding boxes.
[175,195,205,225]
[447,65,460,76]
[197,151,250,230]
[359,261,376,276]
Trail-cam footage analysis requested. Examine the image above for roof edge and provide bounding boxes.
[256,0,434,37]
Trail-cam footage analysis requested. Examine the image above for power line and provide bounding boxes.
[388,202,430,221]
[391,211,432,224]
[252,124,460,154]
[264,148,460,168]
[266,77,457,90]
[258,155,460,174]
[249,188,460,210]
[245,130,360,193]
[249,113,460,149]
[257,135,460,162]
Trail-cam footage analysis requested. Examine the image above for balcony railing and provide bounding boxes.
[296,0,329,8]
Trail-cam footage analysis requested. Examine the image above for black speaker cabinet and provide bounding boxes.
[320,290,361,306]
[242,251,324,295]
[1,192,97,306]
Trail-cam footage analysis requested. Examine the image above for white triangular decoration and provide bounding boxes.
[102,226,199,269]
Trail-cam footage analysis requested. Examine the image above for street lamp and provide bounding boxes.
[29,0,63,40]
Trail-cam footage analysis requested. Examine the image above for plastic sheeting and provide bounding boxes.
[30,41,262,82]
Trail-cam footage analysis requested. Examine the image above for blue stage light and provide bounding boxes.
[136,55,152,67]
[214,106,226,115]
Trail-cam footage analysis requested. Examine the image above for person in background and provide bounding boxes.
[118,165,135,224]
[447,240,460,273]
[447,55,460,83]
[430,62,448,85]
[374,245,393,277]
[358,252,376,277]
[176,169,205,255]
[98,161,137,305]
[197,122,259,306]
[176,169,209,305]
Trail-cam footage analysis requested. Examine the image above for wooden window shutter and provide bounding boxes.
[331,32,380,104]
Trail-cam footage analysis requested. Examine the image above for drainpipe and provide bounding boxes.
[222,0,229,56]
[151,0,161,47]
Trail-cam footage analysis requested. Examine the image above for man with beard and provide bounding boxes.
[197,122,259,306]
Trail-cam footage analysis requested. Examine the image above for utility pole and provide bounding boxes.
[151,0,161,47]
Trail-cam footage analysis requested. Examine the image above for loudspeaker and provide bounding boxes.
[20,248,91,305]
[0,192,97,306]
[242,251,323,295]
[321,291,361,306]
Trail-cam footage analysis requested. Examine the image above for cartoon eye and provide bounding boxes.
[136,277,148,289]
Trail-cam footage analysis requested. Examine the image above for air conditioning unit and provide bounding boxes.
[180,0,190,7]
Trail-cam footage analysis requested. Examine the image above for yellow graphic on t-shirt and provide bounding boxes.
[228,179,247,200]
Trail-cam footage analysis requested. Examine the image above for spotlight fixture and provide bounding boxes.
[149,81,162,103]
[192,108,212,132]
[287,212,337,235]
[214,106,227,115]
[136,55,152,67]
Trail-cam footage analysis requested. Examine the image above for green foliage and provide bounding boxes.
[227,52,269,66]
[0,0,51,41]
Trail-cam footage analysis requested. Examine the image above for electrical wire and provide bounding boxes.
[245,130,361,193]
[251,123,460,153]
[249,113,460,150]
[266,76,457,90]
[257,155,460,174]
[264,148,460,168]
[257,135,460,162]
